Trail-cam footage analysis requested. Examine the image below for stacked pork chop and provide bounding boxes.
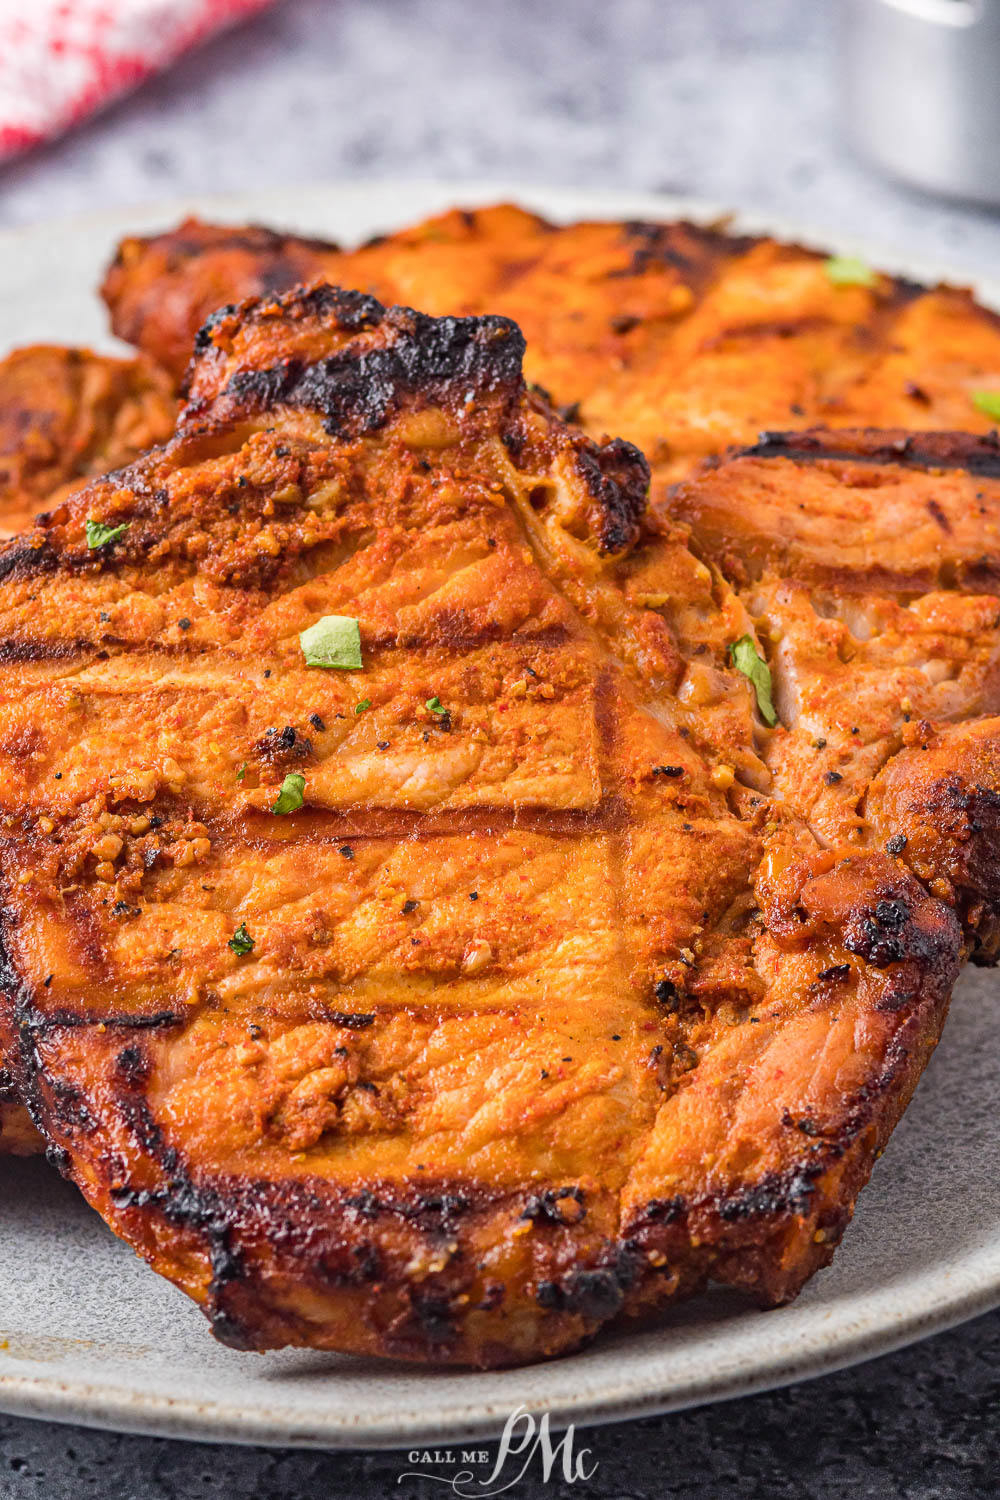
[0,205,998,1366]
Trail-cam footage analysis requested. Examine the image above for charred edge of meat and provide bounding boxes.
[107,1146,621,1353]
[183,283,384,398]
[110,222,341,273]
[18,989,629,1354]
[521,1185,587,1225]
[0,538,59,586]
[9,991,188,1140]
[191,301,241,354]
[16,1037,258,1346]
[741,427,1000,479]
[888,773,1000,963]
[1,933,58,1140]
[626,1164,822,1239]
[209,294,528,441]
[575,436,650,555]
[10,951,945,1357]
[615,220,759,284]
[535,1244,642,1320]
[843,887,959,981]
[206,282,384,346]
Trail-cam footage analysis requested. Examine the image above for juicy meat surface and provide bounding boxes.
[0,344,175,1153]
[0,286,964,1364]
[0,344,176,537]
[673,428,1000,963]
[102,205,1000,482]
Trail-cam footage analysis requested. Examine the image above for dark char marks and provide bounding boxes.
[222,299,526,440]
[742,427,1000,479]
[575,436,650,554]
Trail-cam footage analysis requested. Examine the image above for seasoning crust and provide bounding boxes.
[0,288,964,1363]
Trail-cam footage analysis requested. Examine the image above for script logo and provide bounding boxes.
[398,1406,598,1494]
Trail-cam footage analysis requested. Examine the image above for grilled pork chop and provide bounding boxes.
[0,285,963,1364]
[102,205,1000,477]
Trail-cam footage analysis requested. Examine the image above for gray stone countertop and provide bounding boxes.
[0,1,998,1494]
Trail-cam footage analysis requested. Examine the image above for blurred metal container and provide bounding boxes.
[841,0,1000,204]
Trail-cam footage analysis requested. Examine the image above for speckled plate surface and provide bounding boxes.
[0,183,998,1450]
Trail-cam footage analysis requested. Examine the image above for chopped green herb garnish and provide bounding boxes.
[426,696,447,716]
[299,615,363,670]
[272,772,305,815]
[354,698,371,715]
[972,390,1000,421]
[228,923,254,956]
[729,635,778,727]
[235,762,246,782]
[824,255,875,288]
[85,519,130,550]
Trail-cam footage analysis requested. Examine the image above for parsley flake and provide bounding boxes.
[235,762,246,782]
[972,390,1000,422]
[426,696,447,716]
[729,635,778,727]
[272,772,305,815]
[228,923,255,956]
[354,698,371,715]
[824,255,875,288]
[85,519,130,550]
[299,615,363,670]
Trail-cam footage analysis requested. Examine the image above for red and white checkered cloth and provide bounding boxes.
[0,0,275,160]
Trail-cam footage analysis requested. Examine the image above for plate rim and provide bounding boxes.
[0,177,997,1450]
[0,1249,997,1450]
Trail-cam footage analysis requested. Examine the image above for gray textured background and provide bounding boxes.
[0,1,998,1495]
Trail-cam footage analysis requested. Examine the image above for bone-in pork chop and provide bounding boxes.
[0,286,963,1364]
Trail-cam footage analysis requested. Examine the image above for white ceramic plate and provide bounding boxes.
[0,182,998,1450]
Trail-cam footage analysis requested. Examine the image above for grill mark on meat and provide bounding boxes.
[742,427,1000,478]
[927,498,952,533]
[4,803,638,855]
[0,620,578,666]
[230,800,634,842]
[0,637,102,664]
[18,1003,186,1032]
